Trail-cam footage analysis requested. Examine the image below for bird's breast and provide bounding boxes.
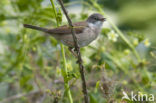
[76,26,100,47]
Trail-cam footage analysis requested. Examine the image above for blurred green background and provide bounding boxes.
[0,0,156,103]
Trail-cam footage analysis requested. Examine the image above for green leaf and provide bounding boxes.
[89,94,98,103]
[50,36,58,46]
[95,81,100,90]
[19,75,33,92]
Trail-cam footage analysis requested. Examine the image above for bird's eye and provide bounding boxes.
[94,17,99,21]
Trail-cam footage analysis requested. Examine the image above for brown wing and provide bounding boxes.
[47,21,88,35]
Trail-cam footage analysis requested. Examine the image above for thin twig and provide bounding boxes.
[0,90,40,103]
[49,0,73,103]
[57,0,89,103]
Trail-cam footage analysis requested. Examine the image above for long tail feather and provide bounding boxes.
[23,24,49,33]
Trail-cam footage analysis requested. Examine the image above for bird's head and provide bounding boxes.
[87,13,106,28]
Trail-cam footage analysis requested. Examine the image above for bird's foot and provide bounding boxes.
[68,47,78,57]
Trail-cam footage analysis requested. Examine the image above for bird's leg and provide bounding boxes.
[68,47,78,57]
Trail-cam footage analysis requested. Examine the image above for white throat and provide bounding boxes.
[88,21,103,29]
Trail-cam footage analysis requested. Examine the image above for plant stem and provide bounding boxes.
[49,0,73,103]
[107,19,141,62]
[57,0,89,103]
[60,44,73,103]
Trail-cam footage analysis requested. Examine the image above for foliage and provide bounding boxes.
[0,0,156,103]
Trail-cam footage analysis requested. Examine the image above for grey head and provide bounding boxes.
[86,13,106,28]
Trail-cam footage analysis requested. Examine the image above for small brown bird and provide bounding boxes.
[24,13,106,54]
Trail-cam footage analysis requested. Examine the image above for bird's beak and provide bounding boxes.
[100,18,106,22]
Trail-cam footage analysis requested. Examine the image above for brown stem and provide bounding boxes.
[57,0,89,102]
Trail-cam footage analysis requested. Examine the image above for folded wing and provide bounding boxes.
[47,21,88,35]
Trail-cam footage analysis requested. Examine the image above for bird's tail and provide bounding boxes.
[23,24,49,33]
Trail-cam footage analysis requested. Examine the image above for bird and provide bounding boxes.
[24,13,106,55]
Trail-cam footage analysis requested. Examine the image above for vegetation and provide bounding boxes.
[0,0,156,103]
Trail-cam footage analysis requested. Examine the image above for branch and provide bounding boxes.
[57,0,89,103]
